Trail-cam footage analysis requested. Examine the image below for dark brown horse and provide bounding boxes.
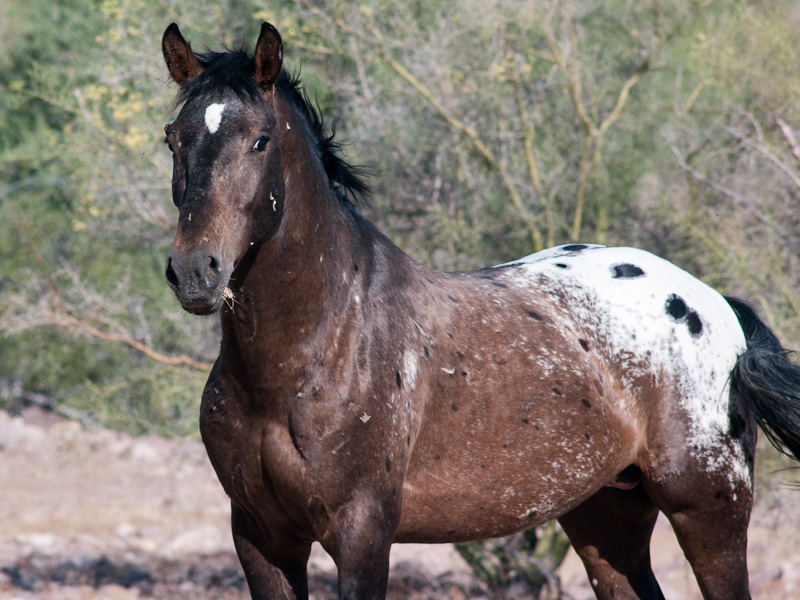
[160,22,800,600]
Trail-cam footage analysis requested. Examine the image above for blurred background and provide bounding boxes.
[1,1,799,597]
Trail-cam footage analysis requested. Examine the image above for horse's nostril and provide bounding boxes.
[208,254,221,274]
[192,252,223,288]
[165,256,179,287]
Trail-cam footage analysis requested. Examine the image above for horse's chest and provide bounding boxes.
[199,373,312,531]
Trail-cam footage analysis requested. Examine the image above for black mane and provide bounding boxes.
[174,49,370,207]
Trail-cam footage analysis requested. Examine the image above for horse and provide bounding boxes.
[159,22,800,600]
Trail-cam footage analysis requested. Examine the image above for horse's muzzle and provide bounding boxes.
[165,250,229,314]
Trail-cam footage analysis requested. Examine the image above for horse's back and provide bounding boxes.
[497,244,746,380]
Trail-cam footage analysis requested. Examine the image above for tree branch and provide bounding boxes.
[777,118,800,170]
[680,78,714,117]
[53,310,213,371]
[537,18,596,138]
[570,135,595,241]
[295,0,544,250]
[597,68,646,140]
[510,57,554,247]
[744,137,800,192]
[1,289,213,373]
[668,143,753,206]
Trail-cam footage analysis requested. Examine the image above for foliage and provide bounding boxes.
[455,521,571,599]
[0,0,219,435]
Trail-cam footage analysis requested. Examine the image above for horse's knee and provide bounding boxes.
[231,505,311,600]
[317,492,400,600]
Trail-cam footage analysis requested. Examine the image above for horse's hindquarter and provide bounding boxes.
[396,245,748,542]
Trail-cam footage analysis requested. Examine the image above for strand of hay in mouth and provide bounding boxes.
[222,287,236,310]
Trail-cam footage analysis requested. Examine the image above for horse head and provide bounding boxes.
[161,23,286,314]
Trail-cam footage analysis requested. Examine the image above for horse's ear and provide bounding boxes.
[162,23,204,84]
[254,23,282,90]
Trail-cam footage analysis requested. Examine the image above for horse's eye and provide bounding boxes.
[252,137,269,152]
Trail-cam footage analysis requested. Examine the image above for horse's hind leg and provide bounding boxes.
[650,467,753,600]
[558,484,665,599]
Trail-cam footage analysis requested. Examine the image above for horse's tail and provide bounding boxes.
[727,297,800,462]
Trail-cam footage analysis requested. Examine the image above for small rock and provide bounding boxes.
[159,524,225,558]
[115,523,138,539]
[96,583,140,599]
[50,421,86,452]
[15,532,62,555]
[130,441,160,463]
[0,415,46,450]
[130,538,158,554]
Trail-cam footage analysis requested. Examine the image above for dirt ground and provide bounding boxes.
[1,407,799,599]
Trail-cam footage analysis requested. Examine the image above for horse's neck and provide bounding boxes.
[219,105,402,382]
[221,209,393,386]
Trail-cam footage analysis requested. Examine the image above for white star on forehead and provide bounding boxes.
[204,103,226,134]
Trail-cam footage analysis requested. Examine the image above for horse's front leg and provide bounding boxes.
[232,504,312,600]
[323,489,400,600]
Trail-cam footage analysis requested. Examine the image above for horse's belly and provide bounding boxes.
[396,473,597,543]
[395,420,627,543]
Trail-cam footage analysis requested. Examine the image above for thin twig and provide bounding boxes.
[777,118,800,170]
[54,310,213,371]
[680,79,714,117]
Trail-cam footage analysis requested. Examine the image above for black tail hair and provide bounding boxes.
[727,297,800,462]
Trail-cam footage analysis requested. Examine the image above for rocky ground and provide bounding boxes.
[1,407,799,599]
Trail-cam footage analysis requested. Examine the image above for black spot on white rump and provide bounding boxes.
[686,310,703,336]
[562,244,589,252]
[611,263,645,279]
[665,294,703,337]
[665,294,688,320]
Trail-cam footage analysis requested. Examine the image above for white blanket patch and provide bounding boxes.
[497,245,750,486]
[204,103,226,134]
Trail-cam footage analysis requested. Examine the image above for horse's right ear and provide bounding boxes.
[254,23,282,91]
[162,23,204,84]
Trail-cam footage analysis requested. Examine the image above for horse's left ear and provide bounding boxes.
[254,23,283,90]
[162,23,204,84]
